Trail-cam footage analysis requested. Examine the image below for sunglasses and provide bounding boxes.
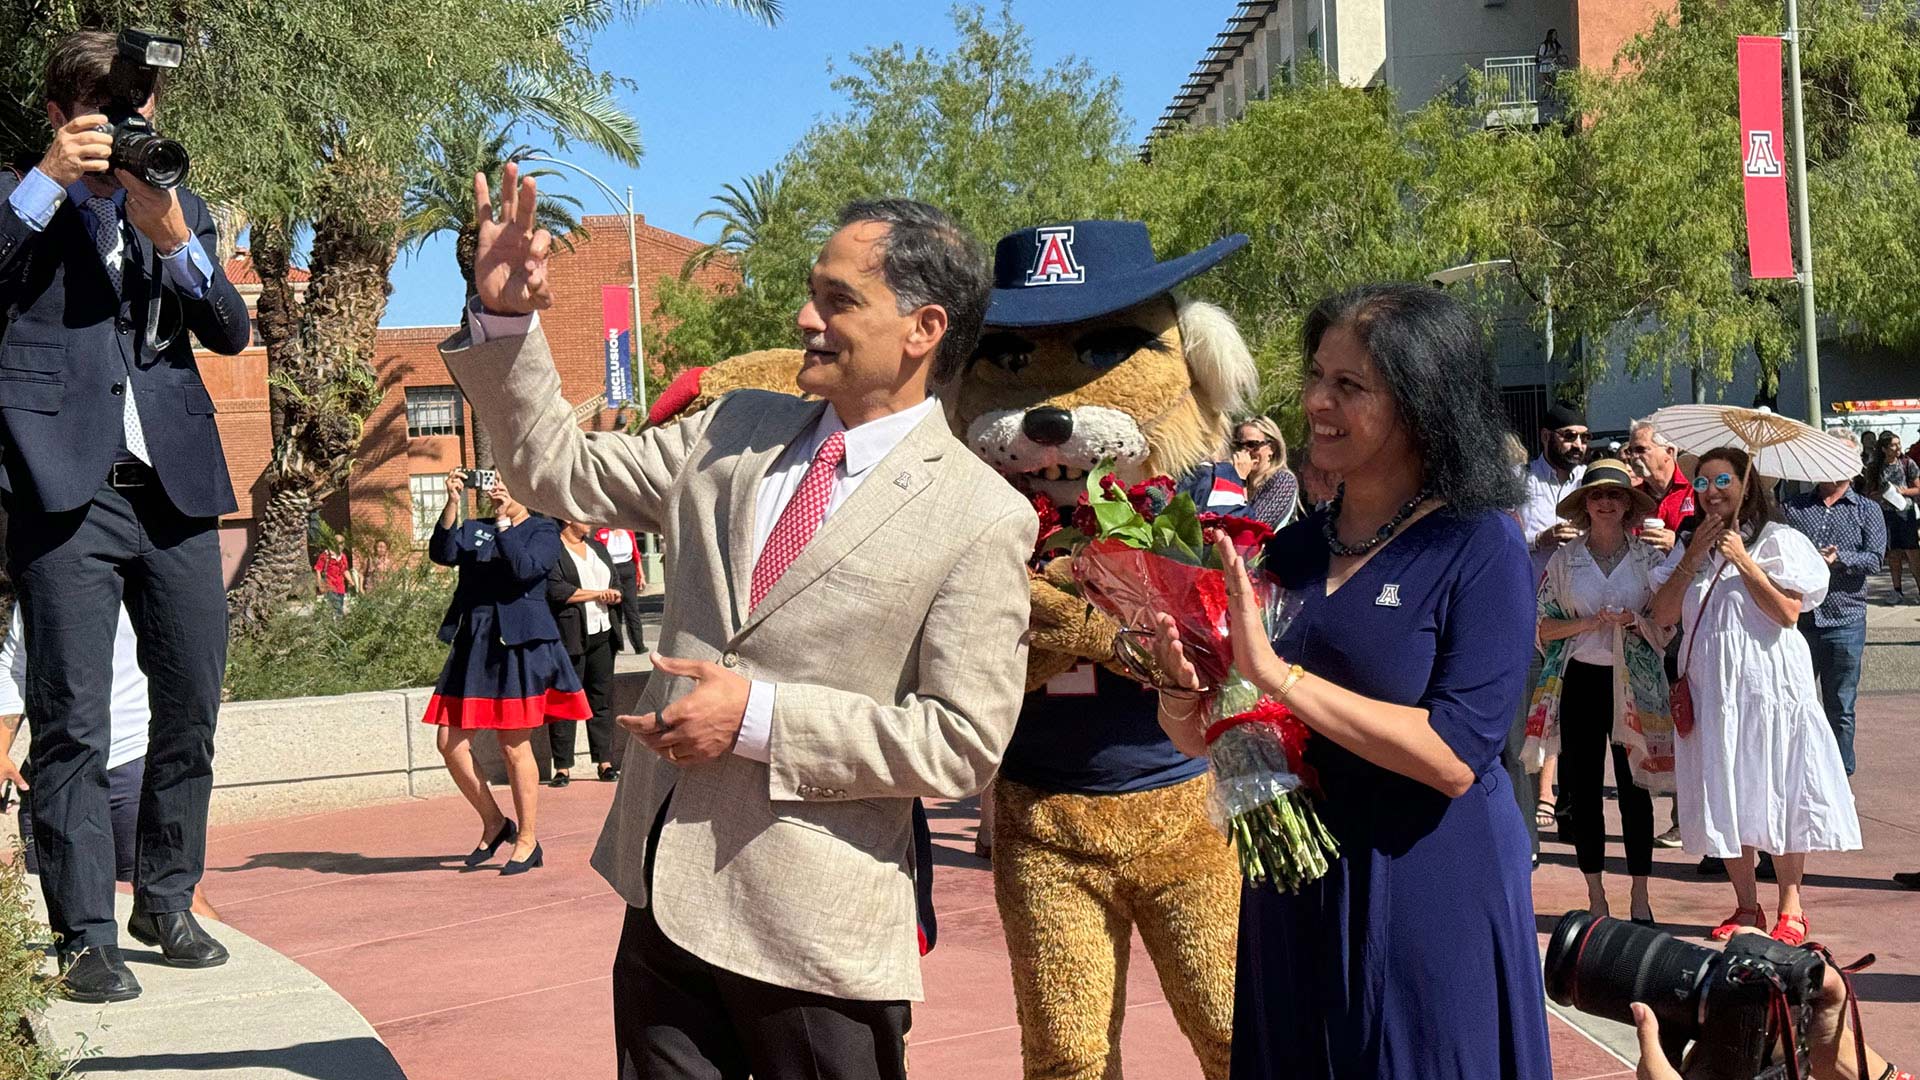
[1233,440,1272,452]
[1586,487,1631,502]
[1691,472,1737,492]
[1553,429,1591,442]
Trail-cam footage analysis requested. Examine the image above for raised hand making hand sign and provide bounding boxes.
[471,161,556,316]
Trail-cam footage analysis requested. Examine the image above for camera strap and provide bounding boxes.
[1807,943,1878,1080]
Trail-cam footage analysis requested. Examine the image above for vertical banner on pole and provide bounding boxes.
[601,285,634,409]
[1738,35,1794,279]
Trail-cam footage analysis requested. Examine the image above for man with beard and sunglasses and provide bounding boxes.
[1510,402,1589,859]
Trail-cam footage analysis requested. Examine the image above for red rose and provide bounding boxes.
[1200,512,1275,553]
[1031,492,1062,553]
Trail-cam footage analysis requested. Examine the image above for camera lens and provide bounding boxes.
[109,120,189,190]
[1543,911,1716,1036]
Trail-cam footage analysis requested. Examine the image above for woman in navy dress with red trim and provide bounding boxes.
[1150,285,1552,1079]
[424,469,589,875]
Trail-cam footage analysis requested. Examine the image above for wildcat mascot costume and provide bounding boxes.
[644,221,1257,1080]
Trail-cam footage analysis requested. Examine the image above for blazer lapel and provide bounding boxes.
[725,398,829,630]
[733,407,948,637]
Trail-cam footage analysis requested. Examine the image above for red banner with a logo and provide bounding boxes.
[601,285,634,408]
[1737,35,1793,279]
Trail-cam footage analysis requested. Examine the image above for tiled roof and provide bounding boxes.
[224,249,311,286]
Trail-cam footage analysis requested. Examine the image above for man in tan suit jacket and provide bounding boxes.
[443,165,1035,1080]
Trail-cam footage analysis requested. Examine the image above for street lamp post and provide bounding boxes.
[520,155,650,424]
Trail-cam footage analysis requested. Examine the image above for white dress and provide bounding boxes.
[1650,523,1861,858]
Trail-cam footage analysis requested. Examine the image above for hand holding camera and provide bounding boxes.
[118,169,191,251]
[39,113,113,186]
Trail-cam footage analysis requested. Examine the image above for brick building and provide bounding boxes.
[197,212,734,586]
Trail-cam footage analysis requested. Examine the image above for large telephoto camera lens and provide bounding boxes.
[1543,911,1717,1037]
[109,116,189,190]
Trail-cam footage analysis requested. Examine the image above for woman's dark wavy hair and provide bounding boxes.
[1681,445,1779,541]
[1302,284,1525,514]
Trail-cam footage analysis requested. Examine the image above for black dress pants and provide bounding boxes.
[612,558,646,653]
[614,902,911,1080]
[5,477,225,948]
[549,630,614,769]
[1560,660,1654,877]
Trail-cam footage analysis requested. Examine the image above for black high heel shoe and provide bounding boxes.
[500,842,544,876]
[463,818,517,867]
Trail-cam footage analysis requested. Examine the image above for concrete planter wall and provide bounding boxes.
[7,669,650,828]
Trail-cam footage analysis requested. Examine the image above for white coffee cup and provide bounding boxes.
[1641,517,1664,532]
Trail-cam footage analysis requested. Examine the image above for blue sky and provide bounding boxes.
[377,0,1228,327]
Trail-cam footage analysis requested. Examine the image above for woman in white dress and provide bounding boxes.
[1650,447,1861,946]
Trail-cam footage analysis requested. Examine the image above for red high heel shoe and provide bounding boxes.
[1710,905,1765,941]
[1770,912,1809,946]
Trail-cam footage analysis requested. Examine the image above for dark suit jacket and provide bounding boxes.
[545,535,625,655]
[0,172,250,518]
[430,515,565,647]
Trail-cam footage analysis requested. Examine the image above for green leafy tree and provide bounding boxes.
[1539,0,1920,399]
[652,2,1132,372]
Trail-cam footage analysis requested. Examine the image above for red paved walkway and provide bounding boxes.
[203,691,1919,1079]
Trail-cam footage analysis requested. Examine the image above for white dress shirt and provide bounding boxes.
[1,607,150,770]
[466,306,940,762]
[568,544,614,635]
[1519,455,1586,585]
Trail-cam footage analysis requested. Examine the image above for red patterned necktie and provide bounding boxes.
[751,430,847,609]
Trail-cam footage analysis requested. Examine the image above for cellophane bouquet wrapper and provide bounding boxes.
[1072,539,1339,891]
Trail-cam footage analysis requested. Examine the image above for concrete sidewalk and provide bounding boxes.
[31,886,404,1079]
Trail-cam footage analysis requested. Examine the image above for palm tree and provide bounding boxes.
[684,169,782,275]
[402,123,587,302]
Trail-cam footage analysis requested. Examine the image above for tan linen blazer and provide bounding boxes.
[441,325,1034,1001]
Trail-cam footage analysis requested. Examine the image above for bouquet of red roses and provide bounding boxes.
[1064,470,1339,892]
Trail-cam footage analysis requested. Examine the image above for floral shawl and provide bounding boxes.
[1522,536,1676,794]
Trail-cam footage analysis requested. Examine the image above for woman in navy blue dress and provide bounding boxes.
[423,469,589,875]
[1150,285,1552,1079]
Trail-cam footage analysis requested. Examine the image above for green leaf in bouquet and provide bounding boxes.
[1092,494,1143,535]
[1157,494,1204,551]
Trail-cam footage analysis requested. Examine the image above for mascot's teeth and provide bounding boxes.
[1060,467,1086,481]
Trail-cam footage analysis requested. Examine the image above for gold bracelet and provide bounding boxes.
[1275,663,1307,701]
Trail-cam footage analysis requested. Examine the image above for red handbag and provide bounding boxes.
[1669,558,1726,738]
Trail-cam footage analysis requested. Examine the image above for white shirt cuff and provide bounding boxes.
[733,679,775,763]
[467,298,538,345]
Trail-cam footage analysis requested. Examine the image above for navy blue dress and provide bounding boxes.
[423,516,589,730]
[1231,508,1552,1080]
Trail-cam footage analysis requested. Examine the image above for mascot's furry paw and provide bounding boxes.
[1024,560,1119,692]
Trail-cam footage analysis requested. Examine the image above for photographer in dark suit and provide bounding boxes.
[0,30,248,1002]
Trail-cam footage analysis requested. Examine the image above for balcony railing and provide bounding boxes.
[1449,54,1565,127]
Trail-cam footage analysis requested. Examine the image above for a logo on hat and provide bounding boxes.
[1025,226,1085,287]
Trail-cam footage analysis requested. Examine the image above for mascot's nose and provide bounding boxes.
[1022,407,1074,447]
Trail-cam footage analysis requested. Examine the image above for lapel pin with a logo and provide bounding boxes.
[893,472,913,490]
[1375,583,1402,608]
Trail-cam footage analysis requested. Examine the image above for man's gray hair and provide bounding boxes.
[1629,418,1675,448]
[836,200,991,385]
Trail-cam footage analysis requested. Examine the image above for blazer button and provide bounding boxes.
[721,652,739,668]
[115,318,130,334]
[110,382,124,396]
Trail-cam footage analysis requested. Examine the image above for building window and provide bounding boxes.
[408,473,451,543]
[1307,27,1321,60]
[1267,28,1286,85]
[405,386,463,438]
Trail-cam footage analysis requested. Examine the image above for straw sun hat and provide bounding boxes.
[1555,458,1658,522]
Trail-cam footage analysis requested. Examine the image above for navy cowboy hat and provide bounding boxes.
[984,220,1248,328]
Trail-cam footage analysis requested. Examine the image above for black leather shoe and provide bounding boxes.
[500,842,543,876]
[463,818,517,867]
[127,908,230,968]
[549,771,571,788]
[59,944,142,1003]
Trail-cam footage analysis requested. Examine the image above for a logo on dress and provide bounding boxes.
[476,529,494,542]
[1025,226,1086,286]
[1743,130,1783,178]
[1375,583,1402,608]
[894,471,913,490]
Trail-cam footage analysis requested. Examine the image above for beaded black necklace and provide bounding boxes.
[1322,483,1432,558]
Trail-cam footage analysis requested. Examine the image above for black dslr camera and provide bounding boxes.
[100,29,189,189]
[1545,911,1826,1079]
